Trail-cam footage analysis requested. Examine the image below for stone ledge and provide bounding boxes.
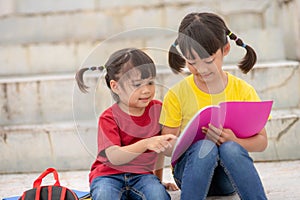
[0,60,298,82]
[251,109,300,161]
[1,108,299,173]
[0,60,298,126]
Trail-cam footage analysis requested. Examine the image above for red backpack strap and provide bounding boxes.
[60,187,67,200]
[35,187,41,200]
[21,192,26,200]
[33,168,60,188]
[48,186,52,200]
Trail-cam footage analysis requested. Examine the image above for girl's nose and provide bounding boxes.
[141,85,151,94]
[194,63,209,74]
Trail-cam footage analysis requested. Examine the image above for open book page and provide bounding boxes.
[171,100,273,166]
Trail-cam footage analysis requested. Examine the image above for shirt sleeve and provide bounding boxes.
[243,84,261,101]
[97,112,121,158]
[159,89,182,128]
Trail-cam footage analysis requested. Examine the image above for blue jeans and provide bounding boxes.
[90,173,170,200]
[173,140,267,200]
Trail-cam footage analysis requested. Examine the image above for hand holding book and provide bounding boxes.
[202,123,239,146]
[171,100,273,166]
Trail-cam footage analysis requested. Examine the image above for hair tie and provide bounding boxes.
[88,66,95,71]
[234,37,239,42]
[242,43,247,48]
[99,66,106,70]
[88,66,105,71]
[172,43,177,48]
[228,32,233,37]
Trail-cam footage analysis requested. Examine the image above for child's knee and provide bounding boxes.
[143,186,170,200]
[219,141,248,159]
[136,184,169,200]
[188,139,218,160]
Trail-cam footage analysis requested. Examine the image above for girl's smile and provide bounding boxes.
[199,72,213,79]
[139,96,151,102]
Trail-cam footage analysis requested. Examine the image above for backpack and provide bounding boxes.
[19,168,79,200]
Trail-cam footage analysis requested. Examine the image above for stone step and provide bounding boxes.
[224,60,300,110]
[250,109,300,161]
[0,60,299,126]
[0,109,299,173]
[0,0,290,77]
[0,121,95,173]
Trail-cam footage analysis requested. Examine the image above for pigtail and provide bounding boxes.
[75,66,105,93]
[226,30,257,74]
[168,40,186,74]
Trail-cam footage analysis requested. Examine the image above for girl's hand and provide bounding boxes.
[145,134,177,153]
[202,124,237,146]
[163,182,179,191]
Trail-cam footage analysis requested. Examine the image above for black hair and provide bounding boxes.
[75,48,156,102]
[169,12,257,74]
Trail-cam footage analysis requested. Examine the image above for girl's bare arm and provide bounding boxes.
[105,134,176,165]
[161,126,180,157]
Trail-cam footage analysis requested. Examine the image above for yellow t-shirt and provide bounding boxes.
[159,72,260,132]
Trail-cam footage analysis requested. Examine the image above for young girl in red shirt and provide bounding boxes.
[75,48,178,200]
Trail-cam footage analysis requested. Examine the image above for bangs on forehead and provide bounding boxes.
[179,23,224,59]
[125,49,156,78]
[122,63,156,81]
[114,48,156,84]
[138,63,156,79]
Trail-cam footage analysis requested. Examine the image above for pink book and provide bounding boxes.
[171,100,273,166]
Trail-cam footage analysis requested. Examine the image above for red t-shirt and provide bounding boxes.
[89,100,162,183]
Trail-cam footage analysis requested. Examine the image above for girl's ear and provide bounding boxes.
[110,80,119,94]
[223,42,230,56]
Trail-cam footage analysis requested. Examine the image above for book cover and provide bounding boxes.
[171,100,273,166]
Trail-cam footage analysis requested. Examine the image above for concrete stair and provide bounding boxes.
[0,60,299,173]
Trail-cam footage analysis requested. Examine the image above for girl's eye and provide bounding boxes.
[132,79,155,87]
[133,83,141,87]
[148,81,154,85]
[205,60,214,64]
[203,57,215,64]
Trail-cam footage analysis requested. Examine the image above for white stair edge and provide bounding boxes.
[0,60,298,83]
[2,109,299,132]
